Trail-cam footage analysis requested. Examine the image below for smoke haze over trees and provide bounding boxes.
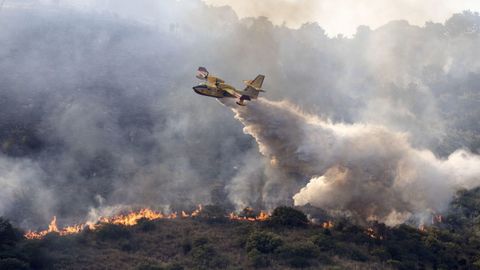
[0,0,479,228]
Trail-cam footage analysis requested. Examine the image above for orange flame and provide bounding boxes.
[322,220,334,229]
[365,227,384,240]
[366,227,376,238]
[25,216,84,239]
[24,205,270,239]
[98,208,167,226]
[25,206,202,240]
[229,210,270,222]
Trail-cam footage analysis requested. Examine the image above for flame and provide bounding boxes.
[190,204,203,217]
[25,216,84,239]
[366,227,376,238]
[48,216,59,232]
[229,209,270,222]
[257,211,269,221]
[365,227,384,240]
[25,206,202,240]
[24,205,270,240]
[322,220,334,229]
[98,208,169,226]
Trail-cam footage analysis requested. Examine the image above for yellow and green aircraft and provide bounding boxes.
[192,67,265,106]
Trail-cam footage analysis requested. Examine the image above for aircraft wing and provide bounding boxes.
[222,87,241,98]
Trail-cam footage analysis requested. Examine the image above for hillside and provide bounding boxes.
[2,189,480,270]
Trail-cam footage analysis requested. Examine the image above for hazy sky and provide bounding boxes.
[203,0,480,35]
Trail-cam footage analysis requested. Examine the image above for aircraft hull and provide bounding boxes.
[193,85,233,98]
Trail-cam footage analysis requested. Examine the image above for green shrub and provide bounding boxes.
[137,263,164,270]
[286,256,310,268]
[268,207,309,227]
[386,260,402,268]
[473,259,480,269]
[165,263,184,270]
[247,249,270,268]
[277,241,318,259]
[311,233,336,252]
[181,238,192,254]
[370,247,390,261]
[196,205,228,223]
[137,218,156,232]
[191,244,228,270]
[190,237,228,269]
[0,258,29,270]
[96,223,131,240]
[276,242,319,268]
[246,231,283,254]
[191,244,215,263]
[120,239,139,252]
[232,223,254,248]
[0,218,21,247]
[340,224,374,244]
[137,262,183,270]
[42,232,76,251]
[325,266,343,270]
[192,237,209,247]
[16,241,53,269]
[334,243,368,262]
[349,249,369,262]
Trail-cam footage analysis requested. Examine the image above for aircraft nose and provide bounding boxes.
[192,85,206,93]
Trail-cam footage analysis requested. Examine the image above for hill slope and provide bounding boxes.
[2,191,480,270]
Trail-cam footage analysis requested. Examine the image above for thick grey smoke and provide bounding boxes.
[226,98,480,225]
[0,0,479,228]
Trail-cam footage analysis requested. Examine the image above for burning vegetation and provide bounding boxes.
[23,204,445,243]
[24,206,271,240]
[2,193,480,270]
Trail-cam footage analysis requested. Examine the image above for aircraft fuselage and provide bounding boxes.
[192,83,237,98]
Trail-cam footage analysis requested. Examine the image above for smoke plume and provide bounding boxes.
[225,98,480,225]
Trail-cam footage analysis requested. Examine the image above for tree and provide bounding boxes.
[0,218,21,247]
[268,207,309,227]
[246,231,283,254]
[196,205,227,223]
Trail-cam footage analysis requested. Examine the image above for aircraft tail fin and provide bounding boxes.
[243,75,265,99]
[243,75,265,90]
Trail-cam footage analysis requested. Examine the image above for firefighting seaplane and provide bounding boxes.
[192,67,265,106]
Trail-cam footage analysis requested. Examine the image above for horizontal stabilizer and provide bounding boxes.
[243,74,266,99]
